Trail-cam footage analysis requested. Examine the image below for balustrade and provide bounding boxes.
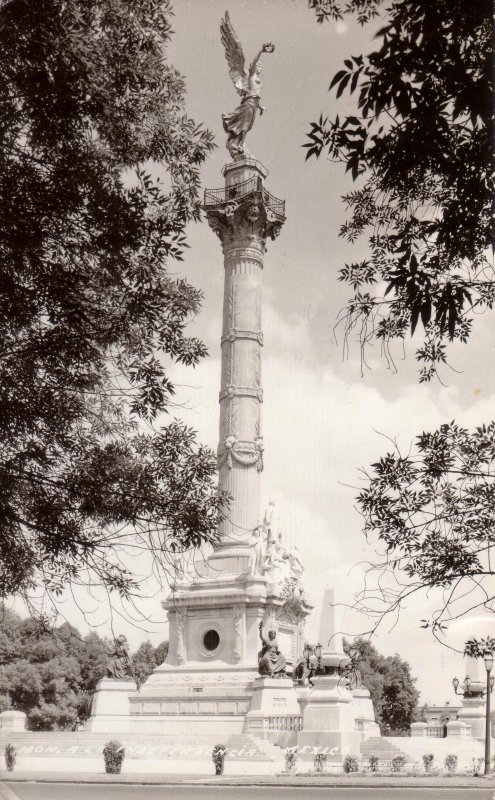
[267,716,302,731]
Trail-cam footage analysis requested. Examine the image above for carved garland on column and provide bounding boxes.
[218,434,264,472]
[222,328,263,345]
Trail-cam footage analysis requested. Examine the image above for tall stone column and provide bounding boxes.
[204,157,285,573]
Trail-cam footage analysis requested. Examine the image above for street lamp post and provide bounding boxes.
[453,655,494,777]
[483,653,493,777]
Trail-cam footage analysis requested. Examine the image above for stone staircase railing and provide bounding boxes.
[267,716,302,732]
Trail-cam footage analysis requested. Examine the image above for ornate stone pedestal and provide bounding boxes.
[128,571,310,734]
[297,674,360,763]
[245,677,302,745]
[296,587,363,762]
[86,678,138,733]
[457,656,487,739]
[457,695,486,739]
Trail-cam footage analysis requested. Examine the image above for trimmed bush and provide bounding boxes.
[212,744,227,776]
[103,740,125,774]
[422,753,434,772]
[5,744,16,772]
[444,753,458,774]
[391,754,406,773]
[285,748,297,774]
[343,754,359,773]
[369,754,379,772]
[313,752,327,773]
[472,756,483,776]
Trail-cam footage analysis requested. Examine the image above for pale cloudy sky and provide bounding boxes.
[20,1,493,704]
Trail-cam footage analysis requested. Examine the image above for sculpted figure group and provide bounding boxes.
[248,503,306,677]
[247,501,305,592]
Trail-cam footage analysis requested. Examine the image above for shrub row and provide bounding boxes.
[2,740,229,775]
[1,742,486,776]
[284,749,479,776]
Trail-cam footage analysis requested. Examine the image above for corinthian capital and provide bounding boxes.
[204,181,285,250]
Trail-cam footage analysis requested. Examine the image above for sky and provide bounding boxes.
[14,0,494,705]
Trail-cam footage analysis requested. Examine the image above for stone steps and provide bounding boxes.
[386,736,485,760]
[360,737,407,762]
[360,735,485,769]
[225,733,284,762]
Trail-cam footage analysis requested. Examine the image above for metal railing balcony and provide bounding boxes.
[204,175,285,217]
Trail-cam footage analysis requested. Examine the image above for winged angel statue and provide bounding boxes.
[220,12,275,159]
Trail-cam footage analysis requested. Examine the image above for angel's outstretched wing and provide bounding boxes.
[220,11,247,95]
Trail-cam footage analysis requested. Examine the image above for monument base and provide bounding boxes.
[244,676,302,746]
[297,674,361,763]
[457,696,486,739]
[86,678,138,733]
[351,686,381,740]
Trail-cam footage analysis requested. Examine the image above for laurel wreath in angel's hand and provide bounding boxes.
[220,11,275,96]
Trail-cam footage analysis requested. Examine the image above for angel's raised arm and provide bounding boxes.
[248,43,275,76]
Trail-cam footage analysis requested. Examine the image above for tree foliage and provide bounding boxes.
[345,637,419,734]
[305,0,493,380]
[132,638,168,687]
[356,422,495,638]
[0,608,167,728]
[0,0,225,614]
[0,608,108,728]
[464,636,495,658]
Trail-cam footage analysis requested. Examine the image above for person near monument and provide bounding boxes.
[220,11,274,159]
[106,635,134,681]
[257,621,286,677]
